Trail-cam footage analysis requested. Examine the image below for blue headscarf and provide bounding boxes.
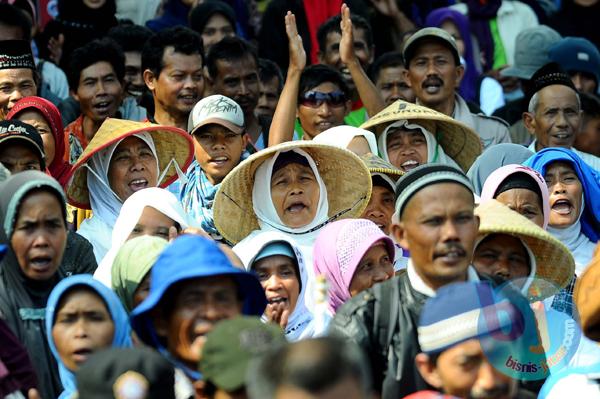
[45,275,132,399]
[524,148,600,242]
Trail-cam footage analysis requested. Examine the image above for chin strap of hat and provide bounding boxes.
[157,157,188,187]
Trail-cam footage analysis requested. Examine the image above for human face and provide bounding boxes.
[107,136,159,202]
[16,110,56,166]
[526,85,581,150]
[51,288,115,371]
[133,273,151,309]
[495,189,544,228]
[544,161,583,228]
[253,255,300,316]
[473,234,530,283]
[419,339,517,399]
[211,56,259,118]
[440,21,465,57]
[348,242,394,296]
[570,71,597,94]
[193,124,245,185]
[319,28,374,92]
[270,163,321,228]
[575,116,600,156]
[10,191,66,281]
[406,40,463,110]
[385,127,428,172]
[156,276,243,369]
[361,185,395,235]
[74,61,123,124]
[83,0,107,9]
[376,66,415,106]
[0,142,41,172]
[393,183,478,290]
[127,206,177,241]
[201,13,235,53]
[123,51,144,98]
[255,76,280,120]
[297,82,350,140]
[0,68,36,115]
[145,47,204,119]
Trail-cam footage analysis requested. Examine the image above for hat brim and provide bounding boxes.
[360,153,404,180]
[500,66,535,80]
[0,135,46,170]
[213,141,373,244]
[361,100,482,172]
[190,118,244,135]
[66,119,194,209]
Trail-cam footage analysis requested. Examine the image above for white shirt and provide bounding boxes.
[528,141,600,172]
[406,260,481,297]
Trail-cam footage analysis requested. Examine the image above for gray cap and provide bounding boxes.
[501,25,562,80]
[403,27,460,66]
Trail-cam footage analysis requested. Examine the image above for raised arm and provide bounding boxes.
[268,12,307,146]
[339,4,385,117]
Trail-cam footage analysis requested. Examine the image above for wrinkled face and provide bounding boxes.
[495,188,544,228]
[406,40,463,109]
[146,47,204,119]
[0,141,41,173]
[544,161,583,228]
[201,13,235,53]
[10,191,66,280]
[440,20,465,57]
[157,276,243,369]
[0,68,37,115]
[51,287,115,371]
[393,183,478,290]
[361,185,395,235]
[574,116,600,157]
[16,110,56,166]
[424,339,517,399]
[270,162,321,228]
[473,234,530,283]
[127,206,177,241]
[348,241,394,296]
[297,82,350,140]
[256,76,280,120]
[376,65,415,105]
[107,136,159,202]
[570,71,597,94]
[319,28,374,92]
[253,255,300,316]
[123,51,144,99]
[211,56,259,118]
[75,61,123,124]
[528,85,581,150]
[193,124,245,185]
[386,127,428,172]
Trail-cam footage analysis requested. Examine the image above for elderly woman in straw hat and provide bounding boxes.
[360,100,482,173]
[67,118,194,262]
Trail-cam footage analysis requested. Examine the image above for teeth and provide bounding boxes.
[402,160,418,166]
[269,298,286,304]
[131,179,146,185]
[213,157,227,162]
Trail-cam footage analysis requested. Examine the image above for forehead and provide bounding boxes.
[161,47,203,70]
[205,13,233,28]
[411,39,455,59]
[114,136,150,152]
[537,85,579,107]
[260,76,280,90]
[16,109,47,123]
[18,190,63,215]
[478,233,526,252]
[196,123,237,135]
[272,162,315,178]
[378,66,406,80]
[0,68,34,83]
[253,254,296,270]
[325,27,369,47]
[176,275,239,295]
[80,61,117,78]
[0,140,38,157]
[307,81,342,93]
[546,160,576,175]
[387,127,425,139]
[57,286,105,311]
[214,55,257,76]
[404,182,474,216]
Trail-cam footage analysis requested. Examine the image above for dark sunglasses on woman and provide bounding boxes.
[299,90,347,108]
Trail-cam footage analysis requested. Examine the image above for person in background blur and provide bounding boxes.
[255,58,283,121]
[575,94,600,157]
[189,0,237,54]
[369,51,415,106]
[0,40,37,119]
[145,0,194,32]
[549,37,600,94]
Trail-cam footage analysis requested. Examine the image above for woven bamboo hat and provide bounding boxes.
[475,199,575,301]
[360,153,404,179]
[360,100,482,171]
[213,141,372,244]
[67,118,194,209]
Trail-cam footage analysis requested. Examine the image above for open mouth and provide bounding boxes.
[72,348,93,364]
[29,256,52,271]
[400,159,420,171]
[423,78,443,95]
[178,93,198,104]
[93,101,113,114]
[551,132,572,142]
[316,121,334,131]
[209,156,229,167]
[286,202,308,214]
[551,198,573,215]
[434,247,466,263]
[129,178,149,192]
[268,296,289,306]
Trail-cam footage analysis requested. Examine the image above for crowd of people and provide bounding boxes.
[1,0,600,398]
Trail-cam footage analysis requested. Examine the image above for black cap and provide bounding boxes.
[530,62,577,95]
[0,40,35,70]
[0,120,45,169]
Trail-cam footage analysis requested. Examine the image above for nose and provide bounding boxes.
[317,102,332,116]
[552,181,566,194]
[366,204,385,219]
[73,318,89,338]
[373,264,392,283]
[32,232,50,248]
[494,256,511,280]
[130,155,147,172]
[572,74,582,91]
[476,361,505,392]
[441,220,460,242]
[183,74,195,89]
[9,88,25,106]
[425,61,438,77]
[265,274,283,291]
[211,135,227,150]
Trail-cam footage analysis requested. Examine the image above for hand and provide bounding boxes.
[28,389,41,399]
[266,302,290,330]
[47,34,64,65]
[285,11,306,72]
[339,4,358,66]
[168,226,209,242]
[369,0,401,18]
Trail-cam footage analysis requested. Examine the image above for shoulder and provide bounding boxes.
[473,113,510,128]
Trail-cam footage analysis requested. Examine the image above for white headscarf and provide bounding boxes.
[94,187,190,286]
[312,125,378,155]
[378,120,461,169]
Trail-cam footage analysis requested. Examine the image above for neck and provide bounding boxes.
[153,103,188,130]
[418,267,468,291]
[423,96,455,117]
[82,115,104,143]
[534,139,545,152]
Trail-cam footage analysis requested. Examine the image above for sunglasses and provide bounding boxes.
[300,90,347,108]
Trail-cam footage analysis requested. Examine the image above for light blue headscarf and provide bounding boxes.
[45,275,132,399]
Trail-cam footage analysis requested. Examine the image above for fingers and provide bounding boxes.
[285,11,298,39]
[280,308,290,329]
[182,226,210,238]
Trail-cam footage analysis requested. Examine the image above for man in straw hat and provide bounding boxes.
[0,40,37,119]
[402,27,511,150]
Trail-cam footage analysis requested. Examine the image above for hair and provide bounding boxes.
[189,0,236,35]
[298,64,350,101]
[67,38,125,91]
[258,58,283,92]
[206,36,258,80]
[107,24,153,53]
[580,93,600,121]
[141,26,204,78]
[528,87,581,114]
[368,51,405,83]
[53,285,108,324]
[316,14,373,53]
[0,3,32,41]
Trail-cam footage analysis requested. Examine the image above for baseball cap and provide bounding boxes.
[187,94,245,135]
[0,120,45,169]
[200,316,286,392]
[403,27,460,66]
[549,37,600,84]
[501,25,562,79]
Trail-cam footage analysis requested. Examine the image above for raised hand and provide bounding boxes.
[339,3,357,66]
[266,301,290,330]
[285,11,306,73]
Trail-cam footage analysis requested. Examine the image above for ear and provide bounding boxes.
[415,353,444,389]
[403,68,413,88]
[143,69,157,91]
[241,132,249,147]
[391,221,408,249]
[522,112,536,134]
[454,64,465,88]
[71,89,80,102]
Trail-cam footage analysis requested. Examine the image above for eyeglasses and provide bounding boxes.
[299,90,347,108]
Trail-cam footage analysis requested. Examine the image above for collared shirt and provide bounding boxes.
[528,140,600,172]
[406,259,480,297]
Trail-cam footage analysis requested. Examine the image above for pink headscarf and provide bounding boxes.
[313,219,395,314]
[480,164,550,229]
